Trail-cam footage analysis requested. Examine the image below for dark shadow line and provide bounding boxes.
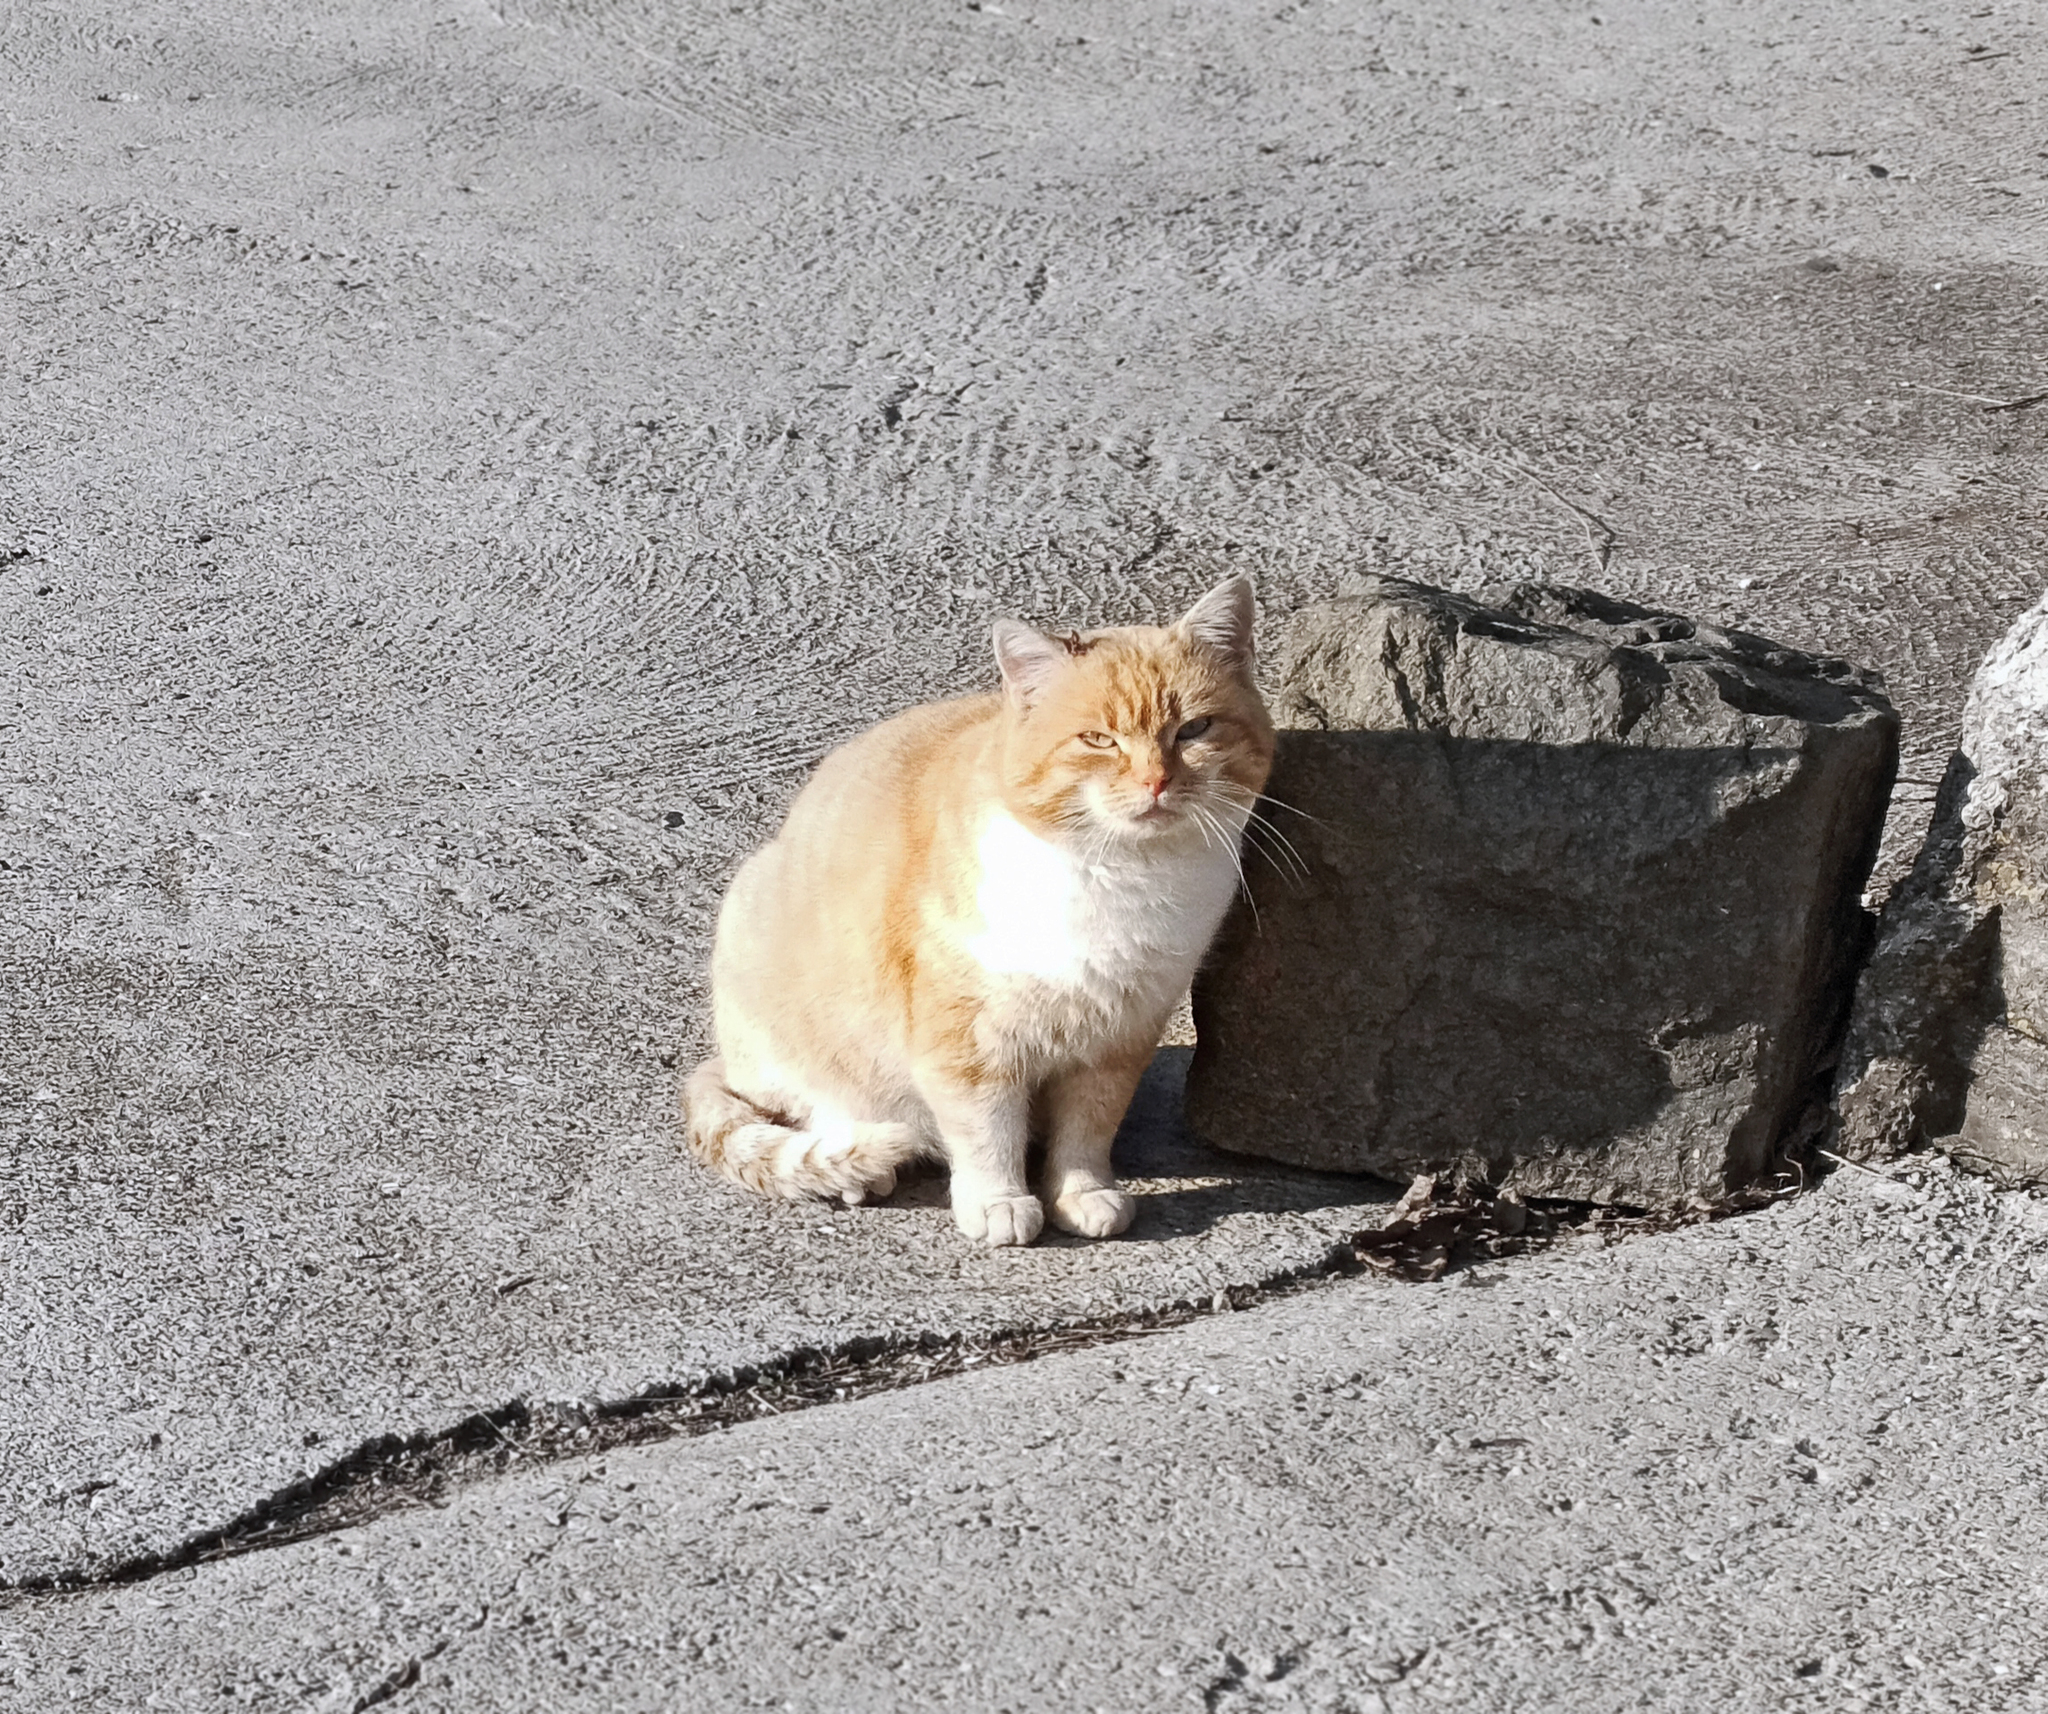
[3,1171,1807,1605]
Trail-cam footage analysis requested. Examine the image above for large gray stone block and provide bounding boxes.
[1834,592,2048,1185]
[1187,576,1898,1207]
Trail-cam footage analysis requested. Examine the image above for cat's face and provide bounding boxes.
[994,578,1276,849]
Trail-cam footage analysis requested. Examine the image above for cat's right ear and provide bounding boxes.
[992,619,1070,712]
[1179,574,1257,671]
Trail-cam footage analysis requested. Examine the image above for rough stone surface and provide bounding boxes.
[1836,594,2048,1184]
[10,1161,2046,1713]
[1188,578,1898,1206]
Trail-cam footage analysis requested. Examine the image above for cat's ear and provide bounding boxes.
[992,618,1070,711]
[1179,575,1256,670]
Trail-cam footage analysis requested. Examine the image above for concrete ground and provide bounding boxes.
[4,0,2045,1703]
[9,1157,2046,1711]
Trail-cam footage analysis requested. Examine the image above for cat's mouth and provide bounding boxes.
[1083,787,1190,837]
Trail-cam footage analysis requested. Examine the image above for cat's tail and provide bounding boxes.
[683,1058,921,1205]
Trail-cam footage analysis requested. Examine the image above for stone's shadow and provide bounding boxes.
[1191,724,1892,1198]
[1839,749,2009,1148]
[883,1047,1397,1241]
[1108,1047,1400,1240]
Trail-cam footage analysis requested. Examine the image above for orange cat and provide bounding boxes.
[684,578,1275,1246]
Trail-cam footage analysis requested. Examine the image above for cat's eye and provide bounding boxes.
[1078,731,1118,750]
[1175,717,1214,744]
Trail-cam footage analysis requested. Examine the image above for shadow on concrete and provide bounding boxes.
[1114,1047,1402,1239]
[881,1047,1399,1241]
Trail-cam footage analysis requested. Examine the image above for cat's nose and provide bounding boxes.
[1140,772,1169,800]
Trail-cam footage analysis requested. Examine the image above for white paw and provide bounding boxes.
[1050,1185,1136,1239]
[839,1165,898,1206]
[954,1191,1045,1248]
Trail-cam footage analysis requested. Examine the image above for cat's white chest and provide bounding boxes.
[963,808,1239,997]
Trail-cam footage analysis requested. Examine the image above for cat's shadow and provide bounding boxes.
[889,1047,1398,1242]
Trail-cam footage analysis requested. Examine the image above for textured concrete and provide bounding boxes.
[9,1161,2046,1712]
[3,0,2045,1636]
[1,1036,1385,1584]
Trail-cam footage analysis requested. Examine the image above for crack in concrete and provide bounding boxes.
[350,1638,448,1713]
[2,1246,1359,1604]
[343,1604,494,1712]
[2,1180,1797,1605]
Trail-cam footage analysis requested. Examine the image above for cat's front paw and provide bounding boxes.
[954,1190,1045,1248]
[1050,1185,1136,1239]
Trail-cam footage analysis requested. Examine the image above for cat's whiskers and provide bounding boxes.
[1193,802,1241,874]
[1207,784,1310,880]
[1202,780,1310,882]
[1185,798,1258,924]
[1214,781,1326,828]
[1244,815,1311,882]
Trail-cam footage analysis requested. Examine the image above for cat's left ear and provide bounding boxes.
[1179,575,1256,671]
[992,618,1071,711]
